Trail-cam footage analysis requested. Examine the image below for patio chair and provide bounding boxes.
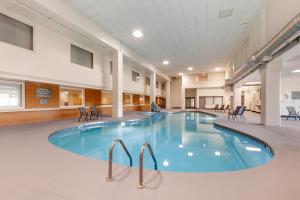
[78,107,90,122]
[218,105,225,112]
[224,105,230,112]
[211,104,219,112]
[286,107,300,120]
[90,106,103,120]
[228,106,241,120]
[237,106,246,120]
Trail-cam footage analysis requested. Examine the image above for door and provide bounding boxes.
[185,97,195,108]
[199,97,205,109]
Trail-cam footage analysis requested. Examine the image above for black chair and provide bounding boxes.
[78,107,90,121]
[228,106,240,120]
[211,104,219,112]
[286,107,300,120]
[218,105,225,112]
[90,106,103,120]
[237,106,246,120]
[224,105,230,112]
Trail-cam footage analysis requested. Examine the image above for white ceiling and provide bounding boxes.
[65,0,265,76]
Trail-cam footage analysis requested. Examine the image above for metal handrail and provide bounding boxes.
[137,143,158,189]
[105,139,132,181]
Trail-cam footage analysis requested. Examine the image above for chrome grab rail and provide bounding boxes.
[105,139,132,181]
[137,143,158,189]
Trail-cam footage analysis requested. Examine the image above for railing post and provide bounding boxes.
[137,143,157,189]
[105,139,132,182]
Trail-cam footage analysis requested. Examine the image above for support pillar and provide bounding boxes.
[112,48,123,118]
[165,80,171,109]
[150,71,156,104]
[260,57,282,126]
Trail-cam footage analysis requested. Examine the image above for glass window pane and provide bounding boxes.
[132,71,140,82]
[214,97,223,105]
[0,82,22,108]
[101,91,112,105]
[0,13,33,50]
[60,88,83,107]
[71,44,93,69]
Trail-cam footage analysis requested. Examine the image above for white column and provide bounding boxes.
[260,58,282,126]
[233,85,241,109]
[181,86,185,109]
[165,80,171,109]
[150,71,156,104]
[112,48,123,118]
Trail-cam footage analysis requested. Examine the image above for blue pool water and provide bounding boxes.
[49,112,273,173]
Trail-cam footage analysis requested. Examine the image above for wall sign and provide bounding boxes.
[36,88,52,98]
[39,99,48,105]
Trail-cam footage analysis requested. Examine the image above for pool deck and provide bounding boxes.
[0,110,300,200]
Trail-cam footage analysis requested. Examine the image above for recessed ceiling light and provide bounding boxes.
[215,67,221,71]
[187,67,194,71]
[132,30,143,38]
[179,72,183,76]
[292,70,300,73]
[219,8,233,18]
[163,60,170,65]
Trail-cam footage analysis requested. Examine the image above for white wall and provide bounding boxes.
[123,60,149,95]
[170,77,182,108]
[241,86,261,112]
[0,17,111,89]
[182,72,225,88]
[281,77,300,115]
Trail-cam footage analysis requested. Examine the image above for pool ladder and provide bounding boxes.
[105,139,158,189]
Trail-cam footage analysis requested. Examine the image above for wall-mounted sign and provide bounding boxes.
[39,99,48,105]
[36,88,52,98]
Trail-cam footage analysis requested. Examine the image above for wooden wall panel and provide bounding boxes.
[145,95,150,105]
[132,94,140,105]
[25,82,59,109]
[85,89,101,106]
[0,109,79,126]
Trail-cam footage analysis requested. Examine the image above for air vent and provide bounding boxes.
[219,9,233,18]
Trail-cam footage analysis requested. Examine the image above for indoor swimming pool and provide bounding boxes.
[49,112,273,173]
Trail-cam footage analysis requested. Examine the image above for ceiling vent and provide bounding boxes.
[219,9,233,18]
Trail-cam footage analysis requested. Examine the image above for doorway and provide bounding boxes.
[199,97,205,109]
[185,97,195,108]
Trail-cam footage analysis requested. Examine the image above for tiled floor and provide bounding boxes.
[0,111,300,200]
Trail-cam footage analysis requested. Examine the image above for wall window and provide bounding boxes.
[71,44,93,69]
[156,81,159,88]
[0,13,33,50]
[60,87,84,107]
[145,77,150,86]
[132,71,140,82]
[101,91,112,105]
[123,94,132,105]
[0,81,23,108]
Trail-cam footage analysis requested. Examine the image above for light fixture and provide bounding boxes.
[245,147,261,152]
[215,151,221,156]
[163,160,169,167]
[187,152,193,157]
[245,81,261,85]
[132,30,143,38]
[219,8,233,18]
[179,144,184,148]
[179,72,183,76]
[187,67,194,71]
[215,67,221,71]
[292,70,300,73]
[163,60,170,65]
